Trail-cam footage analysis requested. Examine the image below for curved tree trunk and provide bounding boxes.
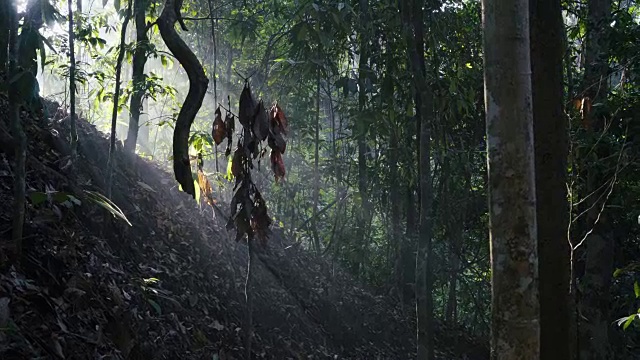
[157,0,209,198]
[482,0,540,356]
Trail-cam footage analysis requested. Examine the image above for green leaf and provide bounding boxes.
[147,299,162,315]
[29,192,48,205]
[634,281,639,298]
[623,315,636,330]
[613,268,624,277]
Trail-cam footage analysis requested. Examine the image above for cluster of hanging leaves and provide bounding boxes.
[209,82,288,244]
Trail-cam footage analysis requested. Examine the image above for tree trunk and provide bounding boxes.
[355,0,370,278]
[68,0,78,155]
[445,167,464,324]
[0,0,10,72]
[530,0,572,357]
[8,1,25,260]
[312,71,321,254]
[578,0,612,357]
[124,0,149,154]
[390,116,402,300]
[401,0,435,357]
[157,0,209,198]
[482,0,540,356]
[206,0,219,172]
[107,1,132,197]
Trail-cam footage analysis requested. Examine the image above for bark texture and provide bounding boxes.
[401,0,435,357]
[68,0,77,154]
[8,0,26,258]
[157,0,209,198]
[530,0,571,357]
[107,0,132,197]
[482,0,540,357]
[579,0,613,356]
[124,0,149,154]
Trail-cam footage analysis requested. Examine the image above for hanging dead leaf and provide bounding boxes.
[269,102,288,135]
[239,83,256,128]
[224,113,235,156]
[212,107,226,145]
[270,150,286,183]
[268,127,286,154]
[197,169,215,206]
[251,191,272,243]
[231,148,244,179]
[253,100,269,141]
[234,212,252,242]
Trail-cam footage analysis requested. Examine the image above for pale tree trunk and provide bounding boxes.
[401,0,435,357]
[578,0,612,357]
[530,0,572,357]
[482,0,540,357]
[124,0,149,154]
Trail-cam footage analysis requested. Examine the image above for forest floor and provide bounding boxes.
[0,94,489,359]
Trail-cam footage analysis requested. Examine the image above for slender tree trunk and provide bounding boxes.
[68,0,78,155]
[401,0,435,357]
[355,0,370,278]
[579,0,612,357]
[530,0,572,357]
[482,0,540,356]
[124,0,149,154]
[206,0,219,171]
[8,1,25,260]
[445,168,464,324]
[244,238,255,359]
[107,1,132,197]
[0,0,10,71]
[390,118,402,299]
[312,71,321,254]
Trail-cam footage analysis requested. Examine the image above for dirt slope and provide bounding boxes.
[0,95,488,359]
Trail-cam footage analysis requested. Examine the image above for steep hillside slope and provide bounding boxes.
[0,95,488,359]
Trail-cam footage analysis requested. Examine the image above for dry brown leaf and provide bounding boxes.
[197,169,215,206]
[212,107,226,145]
[270,150,286,183]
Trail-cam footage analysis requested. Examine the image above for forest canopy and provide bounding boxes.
[1,0,640,358]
